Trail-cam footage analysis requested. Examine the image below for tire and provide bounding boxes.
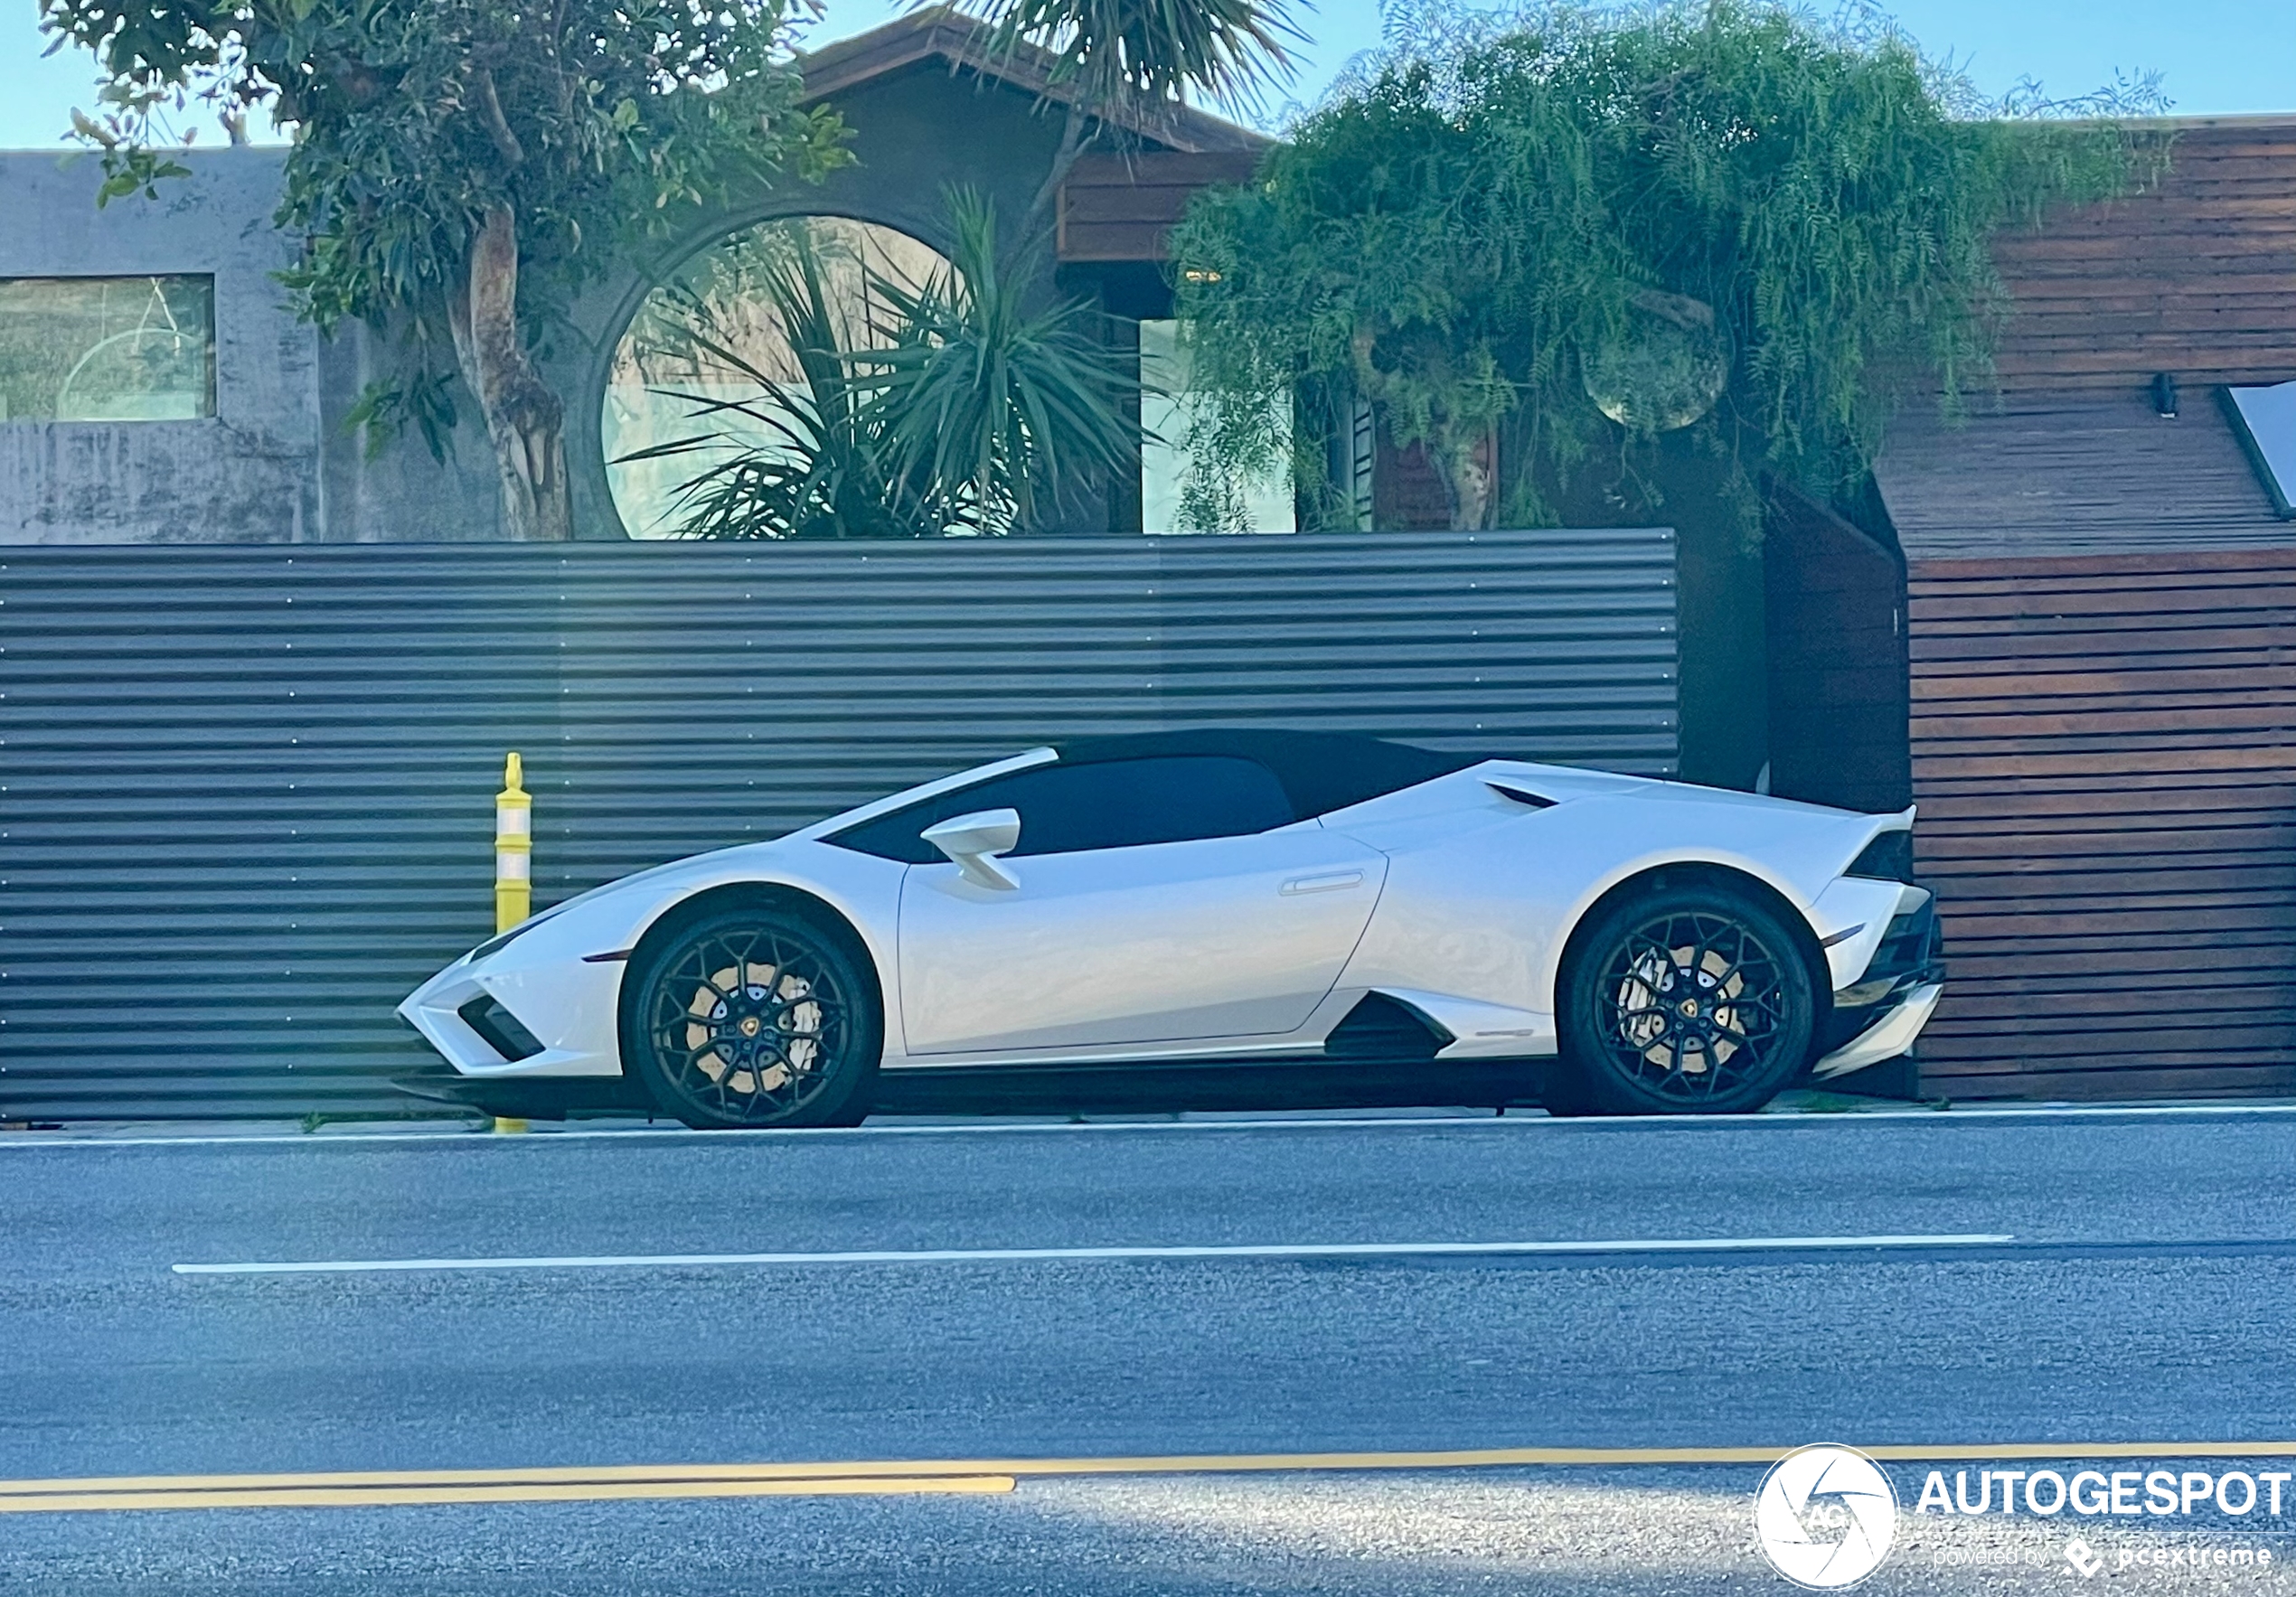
[620,901,881,1130]
[1550,881,1817,1116]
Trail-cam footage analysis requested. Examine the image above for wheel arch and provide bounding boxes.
[617,881,887,1048]
[1552,861,1835,1043]
[613,879,891,1128]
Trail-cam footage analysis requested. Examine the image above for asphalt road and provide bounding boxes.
[5,1107,2296,1594]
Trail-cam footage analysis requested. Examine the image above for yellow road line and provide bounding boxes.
[0,1461,1013,1494]
[8,1442,2296,1509]
[1859,1442,2296,1463]
[0,1476,1015,1514]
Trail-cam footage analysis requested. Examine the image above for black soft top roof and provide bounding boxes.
[1050,728,1481,819]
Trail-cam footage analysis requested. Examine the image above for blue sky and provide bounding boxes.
[5,0,2290,150]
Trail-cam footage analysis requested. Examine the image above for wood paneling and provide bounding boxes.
[1906,546,2296,1101]
[1370,434,1461,531]
[1874,390,2291,561]
[1057,151,1263,262]
[1994,120,2296,394]
[1764,486,1910,813]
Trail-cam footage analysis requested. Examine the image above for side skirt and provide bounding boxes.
[870,1056,1554,1116]
[393,1057,1555,1121]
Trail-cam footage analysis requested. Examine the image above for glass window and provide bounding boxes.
[0,276,216,422]
[2224,380,2296,519]
[1139,318,1295,534]
[829,756,1297,863]
[602,216,949,538]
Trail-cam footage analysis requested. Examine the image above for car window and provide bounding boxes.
[827,756,1297,863]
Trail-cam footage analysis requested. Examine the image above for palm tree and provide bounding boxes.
[958,0,1305,233]
[623,192,1138,539]
[868,191,1139,532]
[611,234,940,540]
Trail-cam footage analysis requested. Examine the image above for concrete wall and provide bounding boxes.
[0,148,322,543]
[314,315,503,541]
[0,147,499,543]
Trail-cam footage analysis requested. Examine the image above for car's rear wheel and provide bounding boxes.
[622,903,880,1130]
[1550,882,1816,1116]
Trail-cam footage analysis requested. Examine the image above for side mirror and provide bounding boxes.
[920,808,1021,890]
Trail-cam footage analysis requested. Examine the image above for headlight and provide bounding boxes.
[465,907,561,964]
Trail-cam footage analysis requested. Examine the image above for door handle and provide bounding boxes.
[1281,870,1364,896]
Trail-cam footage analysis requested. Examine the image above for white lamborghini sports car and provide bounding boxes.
[398,729,1943,1128]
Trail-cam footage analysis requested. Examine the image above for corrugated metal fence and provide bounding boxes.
[0,531,1677,1120]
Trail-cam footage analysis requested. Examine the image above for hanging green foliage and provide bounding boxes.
[1168,0,2168,531]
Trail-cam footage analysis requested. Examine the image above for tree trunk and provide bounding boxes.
[1020,100,1091,252]
[1439,426,1495,531]
[449,205,570,541]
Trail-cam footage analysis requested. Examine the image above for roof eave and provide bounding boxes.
[795,10,1275,155]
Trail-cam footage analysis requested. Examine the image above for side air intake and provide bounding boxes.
[1322,993,1455,1063]
[1845,829,1917,884]
[457,994,545,1063]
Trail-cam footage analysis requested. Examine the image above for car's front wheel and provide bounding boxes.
[1550,882,1817,1116]
[622,901,880,1130]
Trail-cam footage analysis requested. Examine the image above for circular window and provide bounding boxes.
[602,215,950,539]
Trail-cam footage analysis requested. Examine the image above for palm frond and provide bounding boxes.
[621,195,1139,539]
[970,0,1304,117]
[865,189,1141,531]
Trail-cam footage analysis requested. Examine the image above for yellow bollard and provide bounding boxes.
[493,753,532,1135]
[494,752,532,935]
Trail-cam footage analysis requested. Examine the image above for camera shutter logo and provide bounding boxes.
[1755,1444,1899,1589]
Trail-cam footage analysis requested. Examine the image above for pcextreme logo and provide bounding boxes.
[1755,1444,1901,1589]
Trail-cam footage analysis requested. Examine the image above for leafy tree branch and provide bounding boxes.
[1170,0,2168,532]
[42,0,853,540]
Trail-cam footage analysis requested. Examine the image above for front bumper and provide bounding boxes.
[396,934,628,1079]
[1811,982,1943,1080]
[393,1065,653,1120]
[1811,893,1944,1081]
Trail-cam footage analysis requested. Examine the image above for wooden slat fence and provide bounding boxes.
[1907,546,2296,1100]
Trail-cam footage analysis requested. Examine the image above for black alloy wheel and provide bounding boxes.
[622,904,880,1130]
[1551,883,1816,1116]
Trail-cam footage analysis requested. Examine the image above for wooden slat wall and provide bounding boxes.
[1058,151,1263,262]
[1371,435,1460,531]
[1907,547,2296,1101]
[1764,489,1910,814]
[1994,120,2296,393]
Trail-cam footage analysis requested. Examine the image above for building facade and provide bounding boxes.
[0,15,1267,547]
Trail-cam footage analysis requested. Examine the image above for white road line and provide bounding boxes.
[174,1233,2015,1276]
[14,1102,2296,1151]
